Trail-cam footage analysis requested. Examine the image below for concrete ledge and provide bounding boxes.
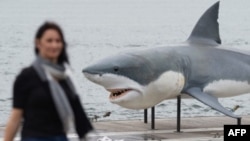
[1,115,249,141]
[92,115,250,132]
[89,115,250,140]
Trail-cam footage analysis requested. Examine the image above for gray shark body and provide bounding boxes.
[83,2,249,118]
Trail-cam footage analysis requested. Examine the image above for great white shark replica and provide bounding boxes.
[82,1,249,118]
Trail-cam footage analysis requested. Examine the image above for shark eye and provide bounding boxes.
[113,66,119,72]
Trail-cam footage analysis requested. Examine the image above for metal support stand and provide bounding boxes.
[144,109,148,123]
[151,106,155,129]
[237,118,241,125]
[177,95,181,132]
[143,94,240,132]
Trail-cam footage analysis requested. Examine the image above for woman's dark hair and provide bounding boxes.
[35,21,69,64]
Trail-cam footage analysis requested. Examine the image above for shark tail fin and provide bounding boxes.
[187,1,221,45]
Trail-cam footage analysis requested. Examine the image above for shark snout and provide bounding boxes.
[82,72,103,85]
[82,66,103,76]
[82,67,93,74]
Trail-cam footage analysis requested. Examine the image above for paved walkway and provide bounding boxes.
[1,115,250,141]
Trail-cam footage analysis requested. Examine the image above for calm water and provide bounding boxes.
[0,0,250,126]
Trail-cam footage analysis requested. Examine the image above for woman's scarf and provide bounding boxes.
[32,56,93,139]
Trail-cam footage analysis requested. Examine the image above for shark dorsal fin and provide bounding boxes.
[187,1,221,45]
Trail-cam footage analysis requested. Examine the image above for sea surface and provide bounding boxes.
[0,0,250,126]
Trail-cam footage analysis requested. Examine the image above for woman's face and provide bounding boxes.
[36,29,63,62]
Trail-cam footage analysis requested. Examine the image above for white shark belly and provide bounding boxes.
[144,71,185,101]
[203,80,250,97]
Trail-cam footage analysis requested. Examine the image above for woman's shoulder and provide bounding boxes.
[15,65,37,81]
[18,65,36,76]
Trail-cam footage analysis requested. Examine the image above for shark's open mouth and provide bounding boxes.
[107,89,132,99]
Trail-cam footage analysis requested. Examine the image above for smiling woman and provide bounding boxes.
[3,22,93,141]
[0,0,250,131]
[34,22,67,64]
[36,29,63,63]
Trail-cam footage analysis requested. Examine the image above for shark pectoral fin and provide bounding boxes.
[185,87,240,118]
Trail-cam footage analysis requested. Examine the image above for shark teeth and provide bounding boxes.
[107,89,132,99]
